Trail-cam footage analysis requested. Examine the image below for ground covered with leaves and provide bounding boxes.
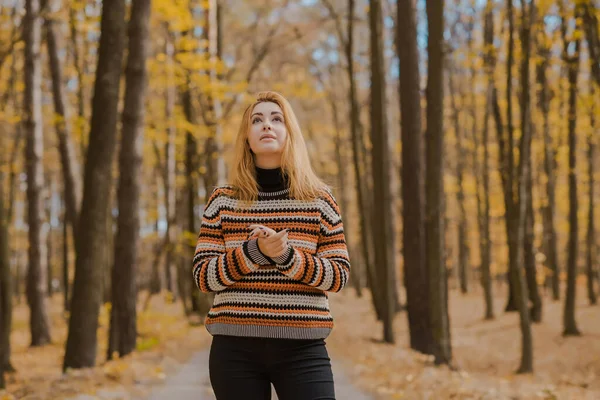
[1,292,210,400]
[327,283,600,399]
[1,283,599,400]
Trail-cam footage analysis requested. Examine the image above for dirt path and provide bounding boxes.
[145,349,375,400]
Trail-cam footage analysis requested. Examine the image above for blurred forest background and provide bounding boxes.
[0,0,599,398]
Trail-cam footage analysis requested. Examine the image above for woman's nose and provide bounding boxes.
[263,122,272,130]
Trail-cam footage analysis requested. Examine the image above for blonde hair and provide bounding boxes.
[230,91,327,202]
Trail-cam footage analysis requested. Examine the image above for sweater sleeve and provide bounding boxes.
[192,188,265,293]
[271,190,350,293]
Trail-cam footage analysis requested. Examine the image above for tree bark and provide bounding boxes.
[24,0,52,347]
[346,0,381,320]
[183,81,213,317]
[0,171,6,388]
[425,0,451,365]
[62,200,69,313]
[327,86,361,296]
[63,0,126,370]
[163,34,176,296]
[369,0,395,344]
[479,0,495,320]
[0,165,13,377]
[536,28,560,301]
[520,1,542,323]
[512,0,535,374]
[202,0,226,192]
[69,5,87,160]
[587,87,597,306]
[107,0,150,360]
[449,67,469,295]
[581,1,600,88]
[561,2,582,337]
[504,0,518,313]
[45,0,82,250]
[396,0,432,354]
[46,182,54,297]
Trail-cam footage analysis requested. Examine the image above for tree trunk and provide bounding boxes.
[69,5,87,160]
[0,168,14,375]
[183,82,212,317]
[0,172,6,388]
[581,1,600,88]
[346,0,381,320]
[449,67,469,295]
[562,3,582,336]
[587,86,597,306]
[149,170,162,296]
[327,88,361,297]
[63,0,126,370]
[479,0,495,320]
[512,0,535,374]
[396,0,431,354]
[520,1,541,323]
[425,0,451,365]
[504,0,518,313]
[45,0,82,250]
[63,201,70,313]
[107,0,150,360]
[47,186,54,297]
[163,34,176,297]
[24,0,52,347]
[203,0,226,192]
[524,165,541,322]
[369,0,395,344]
[536,29,560,301]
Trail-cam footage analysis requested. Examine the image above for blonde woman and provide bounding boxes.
[192,91,350,399]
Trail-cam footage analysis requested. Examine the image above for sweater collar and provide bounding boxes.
[256,166,286,193]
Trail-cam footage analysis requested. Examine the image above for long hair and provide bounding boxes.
[230,91,327,202]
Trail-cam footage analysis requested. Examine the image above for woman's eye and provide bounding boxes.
[273,117,282,122]
[252,118,261,124]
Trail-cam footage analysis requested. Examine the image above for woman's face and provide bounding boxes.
[248,101,287,162]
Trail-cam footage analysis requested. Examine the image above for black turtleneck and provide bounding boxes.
[256,166,287,193]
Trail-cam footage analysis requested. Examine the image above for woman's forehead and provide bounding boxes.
[252,101,283,114]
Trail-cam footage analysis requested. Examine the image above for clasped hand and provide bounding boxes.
[248,224,289,259]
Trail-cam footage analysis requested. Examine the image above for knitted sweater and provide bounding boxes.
[192,168,350,339]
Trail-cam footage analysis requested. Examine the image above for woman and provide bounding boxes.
[192,91,350,400]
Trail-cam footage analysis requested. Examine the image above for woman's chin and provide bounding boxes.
[254,146,283,155]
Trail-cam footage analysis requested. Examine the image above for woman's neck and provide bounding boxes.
[254,154,281,169]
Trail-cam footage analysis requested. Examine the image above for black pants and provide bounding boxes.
[209,335,336,400]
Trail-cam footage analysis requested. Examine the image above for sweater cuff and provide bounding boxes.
[244,239,272,266]
[272,245,294,266]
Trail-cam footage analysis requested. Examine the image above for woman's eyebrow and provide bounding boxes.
[251,112,263,117]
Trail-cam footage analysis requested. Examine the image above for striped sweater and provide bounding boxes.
[192,183,351,340]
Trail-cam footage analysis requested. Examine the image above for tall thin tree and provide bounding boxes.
[536,22,560,301]
[44,0,82,245]
[520,0,542,323]
[396,0,432,354]
[107,0,151,359]
[512,0,535,374]
[369,0,395,344]
[478,0,495,320]
[426,0,451,365]
[561,1,582,336]
[63,0,126,370]
[24,0,51,347]
[586,85,597,306]
[0,155,10,387]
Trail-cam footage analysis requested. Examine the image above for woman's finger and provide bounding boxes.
[264,229,287,243]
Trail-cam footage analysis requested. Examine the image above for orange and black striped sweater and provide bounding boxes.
[192,168,350,339]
